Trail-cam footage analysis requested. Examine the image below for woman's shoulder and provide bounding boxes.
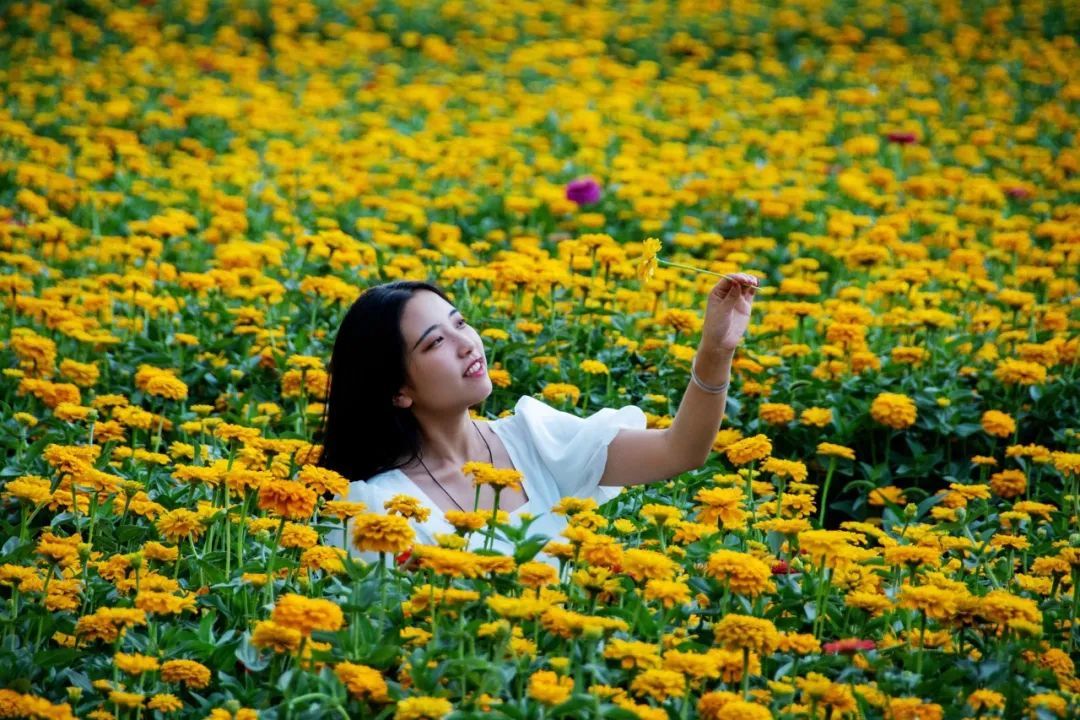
[343,467,406,503]
[498,394,646,433]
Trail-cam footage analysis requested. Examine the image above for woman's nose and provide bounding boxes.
[457,332,478,355]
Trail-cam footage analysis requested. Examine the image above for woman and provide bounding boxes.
[319,273,758,564]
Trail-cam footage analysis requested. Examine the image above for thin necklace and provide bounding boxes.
[416,420,493,512]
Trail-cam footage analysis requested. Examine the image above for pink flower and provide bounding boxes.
[1006,186,1031,200]
[565,177,602,205]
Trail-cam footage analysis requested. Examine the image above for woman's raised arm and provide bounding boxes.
[599,273,758,487]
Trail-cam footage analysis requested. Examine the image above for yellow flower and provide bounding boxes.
[1051,451,1080,477]
[637,237,662,282]
[869,392,918,430]
[251,620,302,654]
[335,662,389,703]
[393,696,454,720]
[462,461,523,491]
[976,589,1041,628]
[518,561,559,588]
[694,487,747,529]
[300,546,346,574]
[114,652,160,676]
[2,476,52,505]
[443,510,488,533]
[643,579,692,608]
[698,690,744,720]
[155,509,205,543]
[258,480,317,520]
[992,359,1046,385]
[143,373,188,401]
[705,549,774,597]
[579,359,609,375]
[529,670,574,705]
[384,494,431,522]
[604,638,662,670]
[541,383,581,405]
[109,691,146,708]
[147,694,183,713]
[640,503,682,527]
[352,513,415,555]
[621,548,679,582]
[712,614,779,654]
[759,403,795,425]
[898,582,959,621]
[868,486,906,506]
[488,368,511,387]
[883,545,941,570]
[967,689,1006,712]
[413,545,484,578]
[724,434,772,465]
[271,594,345,636]
[630,668,686,701]
[796,530,863,569]
[981,410,1016,438]
[323,501,367,520]
[714,701,771,720]
[989,469,1026,499]
[760,457,808,482]
[160,659,211,689]
[297,465,349,496]
[799,407,832,427]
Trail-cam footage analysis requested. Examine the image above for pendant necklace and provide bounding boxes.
[416,420,493,512]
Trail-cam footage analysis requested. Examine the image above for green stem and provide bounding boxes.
[264,517,287,606]
[817,457,837,527]
[741,647,750,699]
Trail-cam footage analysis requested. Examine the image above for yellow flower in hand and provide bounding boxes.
[637,237,662,283]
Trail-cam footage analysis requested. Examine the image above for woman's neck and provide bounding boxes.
[409,407,487,470]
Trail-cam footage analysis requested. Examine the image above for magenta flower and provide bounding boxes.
[565,177,602,206]
[885,131,918,145]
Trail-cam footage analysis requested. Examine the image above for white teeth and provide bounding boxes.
[465,360,482,376]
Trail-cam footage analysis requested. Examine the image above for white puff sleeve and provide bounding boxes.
[510,395,647,504]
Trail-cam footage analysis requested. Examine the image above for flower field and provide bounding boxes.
[2,0,1080,718]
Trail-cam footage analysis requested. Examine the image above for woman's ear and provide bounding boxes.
[393,391,413,409]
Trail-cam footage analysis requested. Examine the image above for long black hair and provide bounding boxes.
[316,280,454,481]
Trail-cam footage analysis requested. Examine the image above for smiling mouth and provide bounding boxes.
[464,358,485,377]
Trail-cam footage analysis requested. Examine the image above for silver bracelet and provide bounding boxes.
[690,357,730,394]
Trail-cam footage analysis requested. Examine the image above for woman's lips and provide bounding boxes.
[464,358,486,377]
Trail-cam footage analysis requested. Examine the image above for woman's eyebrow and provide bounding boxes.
[412,308,460,350]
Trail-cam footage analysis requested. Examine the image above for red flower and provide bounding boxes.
[772,560,797,575]
[885,131,918,144]
[1006,187,1031,199]
[823,638,875,654]
[395,548,413,567]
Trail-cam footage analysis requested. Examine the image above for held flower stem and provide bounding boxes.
[656,258,765,283]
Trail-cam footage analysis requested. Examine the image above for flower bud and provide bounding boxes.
[904,503,918,519]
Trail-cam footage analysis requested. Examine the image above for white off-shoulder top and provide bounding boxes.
[326,395,648,566]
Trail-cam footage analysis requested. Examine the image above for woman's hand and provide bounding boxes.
[700,272,758,354]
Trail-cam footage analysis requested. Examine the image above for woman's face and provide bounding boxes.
[395,290,491,412]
